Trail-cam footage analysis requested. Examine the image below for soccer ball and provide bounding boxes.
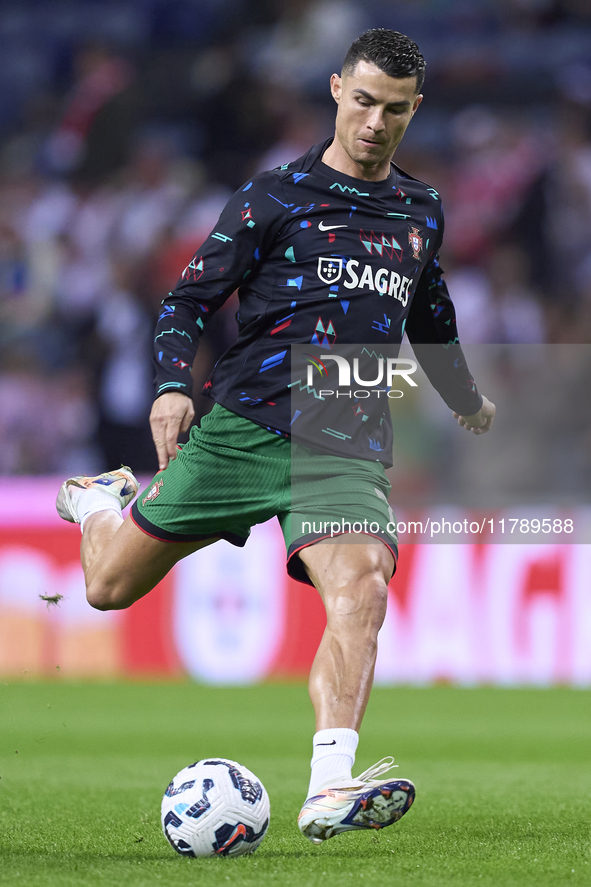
[161,758,270,857]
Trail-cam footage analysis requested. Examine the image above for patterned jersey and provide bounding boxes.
[153,138,482,466]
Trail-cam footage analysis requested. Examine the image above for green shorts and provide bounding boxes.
[131,403,398,586]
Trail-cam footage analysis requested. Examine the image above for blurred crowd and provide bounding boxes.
[1,0,591,476]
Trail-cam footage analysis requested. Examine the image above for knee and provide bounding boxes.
[326,570,389,635]
[86,579,130,611]
[356,571,389,630]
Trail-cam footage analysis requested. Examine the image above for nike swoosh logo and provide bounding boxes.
[318,222,348,231]
[315,740,337,746]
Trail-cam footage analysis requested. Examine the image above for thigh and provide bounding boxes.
[88,513,219,608]
[299,537,392,641]
[132,404,291,544]
[299,535,395,598]
[281,448,398,586]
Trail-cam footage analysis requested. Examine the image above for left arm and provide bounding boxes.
[453,394,495,435]
[405,251,485,418]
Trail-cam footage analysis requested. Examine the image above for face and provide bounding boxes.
[329,60,423,179]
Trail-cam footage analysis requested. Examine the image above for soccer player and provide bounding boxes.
[57,29,495,844]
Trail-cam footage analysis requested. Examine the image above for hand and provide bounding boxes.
[453,395,496,435]
[150,392,195,469]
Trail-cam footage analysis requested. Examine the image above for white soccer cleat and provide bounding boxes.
[56,466,139,523]
[298,757,415,845]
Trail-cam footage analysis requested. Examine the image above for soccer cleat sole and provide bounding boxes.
[56,467,139,523]
[298,778,415,844]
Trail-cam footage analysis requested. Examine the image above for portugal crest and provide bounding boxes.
[408,227,423,261]
[142,478,163,506]
[317,256,343,285]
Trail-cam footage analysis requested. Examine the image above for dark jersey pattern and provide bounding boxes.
[153,138,482,466]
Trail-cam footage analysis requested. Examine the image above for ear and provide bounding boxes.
[330,73,342,104]
[411,94,423,116]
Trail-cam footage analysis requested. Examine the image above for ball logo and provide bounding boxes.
[317,257,343,284]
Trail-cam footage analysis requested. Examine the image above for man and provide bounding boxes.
[57,29,495,846]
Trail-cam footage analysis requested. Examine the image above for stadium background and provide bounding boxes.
[1,0,591,684]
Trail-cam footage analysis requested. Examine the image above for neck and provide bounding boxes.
[321,134,393,181]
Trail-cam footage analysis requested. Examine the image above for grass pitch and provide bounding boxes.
[0,682,589,887]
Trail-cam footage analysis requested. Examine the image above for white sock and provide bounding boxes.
[307,728,359,797]
[70,487,122,533]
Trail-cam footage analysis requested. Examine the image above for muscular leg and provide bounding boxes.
[80,511,217,611]
[297,538,415,841]
[299,535,394,732]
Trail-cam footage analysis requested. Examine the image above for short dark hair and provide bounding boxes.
[342,29,426,93]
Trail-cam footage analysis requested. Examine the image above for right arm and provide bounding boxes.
[150,392,196,471]
[150,175,286,468]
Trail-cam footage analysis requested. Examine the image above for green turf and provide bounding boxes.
[0,682,589,886]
